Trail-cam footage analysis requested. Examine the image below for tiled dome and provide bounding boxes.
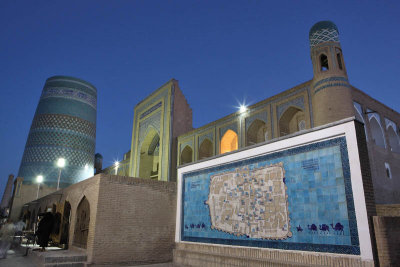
[309,21,339,48]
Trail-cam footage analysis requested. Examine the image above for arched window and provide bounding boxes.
[298,120,306,131]
[30,210,36,230]
[385,163,392,179]
[320,54,329,71]
[246,119,267,146]
[387,126,400,153]
[220,129,238,154]
[180,145,193,165]
[61,201,71,245]
[336,49,343,70]
[139,128,160,179]
[369,116,385,148]
[199,139,213,160]
[279,107,305,137]
[73,196,90,249]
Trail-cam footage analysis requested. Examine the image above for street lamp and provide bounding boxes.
[56,158,66,190]
[36,175,43,199]
[114,161,119,175]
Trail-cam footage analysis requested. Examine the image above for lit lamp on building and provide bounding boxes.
[56,158,66,190]
[114,161,120,175]
[36,175,43,199]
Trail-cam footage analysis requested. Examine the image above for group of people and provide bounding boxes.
[0,211,55,258]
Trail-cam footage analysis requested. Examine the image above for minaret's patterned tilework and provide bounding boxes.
[18,76,97,187]
[309,21,339,48]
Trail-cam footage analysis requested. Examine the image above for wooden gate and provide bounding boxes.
[73,197,90,248]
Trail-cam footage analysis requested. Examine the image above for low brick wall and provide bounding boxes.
[90,174,176,265]
[20,174,177,266]
[376,204,400,217]
[173,242,374,267]
[373,216,400,267]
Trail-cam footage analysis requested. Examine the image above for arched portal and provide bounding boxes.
[369,117,385,148]
[61,201,71,246]
[220,130,238,154]
[199,139,213,160]
[387,126,400,153]
[139,128,160,179]
[30,210,36,230]
[279,107,305,137]
[24,210,31,230]
[180,146,193,165]
[247,119,267,146]
[73,197,90,249]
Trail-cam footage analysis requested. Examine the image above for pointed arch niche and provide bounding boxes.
[73,196,90,249]
[220,129,238,154]
[353,102,368,141]
[199,138,213,160]
[180,145,193,165]
[387,125,400,153]
[278,106,305,137]
[369,115,386,148]
[139,127,160,179]
[246,119,267,146]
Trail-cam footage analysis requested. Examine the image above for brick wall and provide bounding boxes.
[20,173,176,266]
[376,204,400,216]
[174,242,374,267]
[373,216,400,266]
[90,174,176,265]
[351,87,400,204]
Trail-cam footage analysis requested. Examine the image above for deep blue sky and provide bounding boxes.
[1,1,399,195]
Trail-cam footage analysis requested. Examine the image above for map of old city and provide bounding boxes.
[206,163,292,239]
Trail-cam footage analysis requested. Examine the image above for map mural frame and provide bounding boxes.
[180,137,360,255]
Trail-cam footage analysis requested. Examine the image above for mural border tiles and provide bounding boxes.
[180,137,360,255]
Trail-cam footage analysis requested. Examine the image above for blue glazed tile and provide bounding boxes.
[181,137,360,255]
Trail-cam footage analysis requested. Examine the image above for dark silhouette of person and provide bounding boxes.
[36,212,54,251]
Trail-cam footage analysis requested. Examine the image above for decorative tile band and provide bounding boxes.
[180,137,359,255]
[314,83,350,95]
[313,77,348,89]
[310,28,339,48]
[140,101,162,119]
[41,87,97,109]
[31,114,96,138]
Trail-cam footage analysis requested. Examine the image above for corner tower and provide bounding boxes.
[310,21,354,126]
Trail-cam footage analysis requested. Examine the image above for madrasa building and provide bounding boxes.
[8,21,400,266]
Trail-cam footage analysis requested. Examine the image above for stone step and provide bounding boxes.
[44,255,87,263]
[173,248,311,267]
[28,249,87,267]
[44,262,85,267]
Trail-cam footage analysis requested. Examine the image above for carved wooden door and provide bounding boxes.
[60,202,71,245]
[73,197,90,248]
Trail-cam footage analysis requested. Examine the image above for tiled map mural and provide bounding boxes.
[181,137,360,255]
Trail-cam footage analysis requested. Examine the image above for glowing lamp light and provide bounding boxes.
[57,158,66,168]
[114,161,120,166]
[36,175,43,183]
[84,164,88,170]
[239,105,247,113]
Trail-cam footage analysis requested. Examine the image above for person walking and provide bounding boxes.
[36,212,54,252]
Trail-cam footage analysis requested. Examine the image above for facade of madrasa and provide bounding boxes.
[12,21,400,266]
[103,21,400,205]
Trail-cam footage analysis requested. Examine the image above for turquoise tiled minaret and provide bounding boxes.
[18,76,97,188]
